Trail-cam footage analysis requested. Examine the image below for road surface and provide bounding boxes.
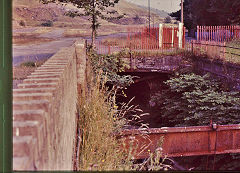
[13,27,128,66]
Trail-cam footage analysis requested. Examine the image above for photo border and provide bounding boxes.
[0,0,12,172]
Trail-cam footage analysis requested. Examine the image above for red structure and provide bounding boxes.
[119,124,240,159]
[96,24,186,54]
[197,25,240,42]
[127,25,185,50]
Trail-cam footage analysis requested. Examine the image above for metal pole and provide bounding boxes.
[181,0,184,23]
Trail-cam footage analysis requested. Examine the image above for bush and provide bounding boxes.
[19,20,25,26]
[41,20,53,27]
[87,49,134,88]
[151,73,240,127]
[164,16,172,24]
[20,61,36,67]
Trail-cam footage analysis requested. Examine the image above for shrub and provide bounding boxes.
[19,20,25,26]
[151,73,240,127]
[20,61,36,67]
[41,20,53,27]
[87,49,134,88]
[164,16,172,24]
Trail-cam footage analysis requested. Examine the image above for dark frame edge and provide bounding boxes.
[0,0,12,172]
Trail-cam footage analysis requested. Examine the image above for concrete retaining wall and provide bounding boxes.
[13,40,86,170]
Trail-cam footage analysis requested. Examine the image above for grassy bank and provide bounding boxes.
[76,50,172,171]
[78,74,132,170]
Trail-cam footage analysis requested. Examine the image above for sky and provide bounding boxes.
[125,0,181,13]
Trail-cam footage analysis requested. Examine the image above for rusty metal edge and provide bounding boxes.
[135,149,240,159]
[119,124,240,136]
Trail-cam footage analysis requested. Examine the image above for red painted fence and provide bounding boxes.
[95,25,186,55]
[197,25,240,42]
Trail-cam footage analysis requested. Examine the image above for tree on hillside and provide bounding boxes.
[40,0,124,46]
[164,16,171,24]
[170,0,240,32]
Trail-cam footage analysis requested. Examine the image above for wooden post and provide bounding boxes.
[178,23,183,48]
[172,26,174,48]
[159,24,163,49]
[223,42,226,60]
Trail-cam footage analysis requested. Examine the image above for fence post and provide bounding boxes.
[159,24,163,49]
[171,26,174,48]
[223,42,226,60]
[108,45,110,54]
[197,26,199,41]
[191,40,194,54]
[178,22,183,49]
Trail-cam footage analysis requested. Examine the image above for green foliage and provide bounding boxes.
[88,49,134,88]
[20,61,36,67]
[164,16,172,24]
[225,39,240,63]
[41,20,53,27]
[151,73,240,127]
[78,74,132,170]
[170,0,240,30]
[78,64,170,171]
[40,0,124,44]
[19,20,25,26]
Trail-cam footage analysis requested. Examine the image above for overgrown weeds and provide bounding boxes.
[225,39,240,63]
[78,74,131,170]
[77,49,172,170]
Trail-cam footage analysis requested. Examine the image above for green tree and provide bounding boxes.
[170,0,240,31]
[40,0,124,45]
[151,73,240,127]
[164,16,171,24]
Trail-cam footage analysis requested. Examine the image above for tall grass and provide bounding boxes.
[225,39,240,63]
[77,51,172,171]
[78,71,135,170]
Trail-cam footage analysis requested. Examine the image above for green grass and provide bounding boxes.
[225,39,240,63]
[190,40,240,64]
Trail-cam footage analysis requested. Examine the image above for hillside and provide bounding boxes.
[12,0,89,28]
[12,0,165,28]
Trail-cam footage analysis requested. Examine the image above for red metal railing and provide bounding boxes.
[197,25,240,42]
[95,25,186,54]
[119,124,240,159]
